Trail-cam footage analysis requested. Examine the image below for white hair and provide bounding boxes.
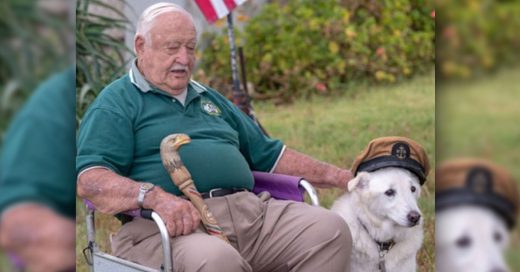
[135,2,197,47]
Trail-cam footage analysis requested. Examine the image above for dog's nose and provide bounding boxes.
[407,211,421,225]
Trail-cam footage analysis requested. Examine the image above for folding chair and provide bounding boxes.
[83,171,320,272]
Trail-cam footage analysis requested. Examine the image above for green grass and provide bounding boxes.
[76,72,435,271]
[437,67,520,270]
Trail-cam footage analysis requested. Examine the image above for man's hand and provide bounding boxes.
[0,203,75,272]
[144,187,201,237]
[78,168,201,238]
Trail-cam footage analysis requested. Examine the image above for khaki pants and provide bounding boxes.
[112,192,352,272]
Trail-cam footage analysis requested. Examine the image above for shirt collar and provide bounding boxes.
[128,59,206,95]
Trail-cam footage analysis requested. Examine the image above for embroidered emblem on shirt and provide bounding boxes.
[201,99,222,116]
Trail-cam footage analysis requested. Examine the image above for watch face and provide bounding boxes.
[141,183,154,191]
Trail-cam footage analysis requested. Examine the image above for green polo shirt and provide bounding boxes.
[76,67,284,196]
[0,68,76,219]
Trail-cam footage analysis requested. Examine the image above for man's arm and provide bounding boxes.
[77,168,146,214]
[273,148,353,189]
[0,203,75,272]
[77,168,201,237]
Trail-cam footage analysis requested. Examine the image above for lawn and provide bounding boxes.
[75,72,435,271]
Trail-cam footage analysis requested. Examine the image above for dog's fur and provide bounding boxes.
[436,205,509,272]
[331,167,423,272]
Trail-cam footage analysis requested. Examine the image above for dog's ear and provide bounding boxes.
[347,172,370,192]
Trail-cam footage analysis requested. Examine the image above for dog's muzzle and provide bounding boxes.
[407,211,421,226]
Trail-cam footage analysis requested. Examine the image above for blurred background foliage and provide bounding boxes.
[0,0,72,143]
[76,0,134,119]
[437,0,520,79]
[197,0,435,103]
[74,0,435,109]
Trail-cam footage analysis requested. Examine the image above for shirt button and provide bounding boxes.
[171,99,176,103]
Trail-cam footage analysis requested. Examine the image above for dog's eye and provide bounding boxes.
[494,231,503,243]
[411,186,416,193]
[456,235,472,248]
[384,189,395,196]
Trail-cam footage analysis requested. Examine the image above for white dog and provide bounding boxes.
[331,167,423,272]
[436,205,509,272]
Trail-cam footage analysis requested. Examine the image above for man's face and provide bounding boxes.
[136,12,197,95]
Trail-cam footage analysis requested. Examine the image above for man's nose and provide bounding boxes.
[175,47,190,65]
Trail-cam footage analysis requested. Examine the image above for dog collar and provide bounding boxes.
[357,218,396,272]
[377,240,396,252]
[357,218,396,251]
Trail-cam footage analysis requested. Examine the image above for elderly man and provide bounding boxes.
[77,2,352,272]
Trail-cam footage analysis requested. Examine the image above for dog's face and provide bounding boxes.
[348,167,422,227]
[436,206,510,272]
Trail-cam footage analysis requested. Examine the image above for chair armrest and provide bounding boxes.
[82,199,173,272]
[252,171,320,206]
[148,211,172,272]
[298,179,320,206]
[252,171,304,202]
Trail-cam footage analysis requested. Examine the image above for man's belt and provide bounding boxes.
[200,188,249,199]
[178,188,248,200]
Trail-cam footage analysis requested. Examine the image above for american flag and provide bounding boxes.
[194,0,248,24]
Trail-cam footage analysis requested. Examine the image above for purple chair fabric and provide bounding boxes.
[252,171,305,202]
[84,198,96,211]
[84,199,143,218]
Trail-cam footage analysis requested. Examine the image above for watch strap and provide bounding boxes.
[137,183,155,208]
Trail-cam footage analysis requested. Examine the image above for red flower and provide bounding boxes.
[315,82,327,93]
[376,47,385,57]
[431,10,435,19]
[443,26,455,39]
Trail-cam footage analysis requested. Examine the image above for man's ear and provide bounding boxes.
[135,35,146,56]
[347,172,370,192]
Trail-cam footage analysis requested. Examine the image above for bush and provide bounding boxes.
[437,1,520,79]
[76,0,133,119]
[197,0,434,102]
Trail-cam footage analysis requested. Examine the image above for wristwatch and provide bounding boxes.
[137,182,155,208]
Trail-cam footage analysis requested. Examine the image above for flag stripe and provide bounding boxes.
[195,0,248,24]
[223,0,237,11]
[209,0,230,19]
[194,0,218,23]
